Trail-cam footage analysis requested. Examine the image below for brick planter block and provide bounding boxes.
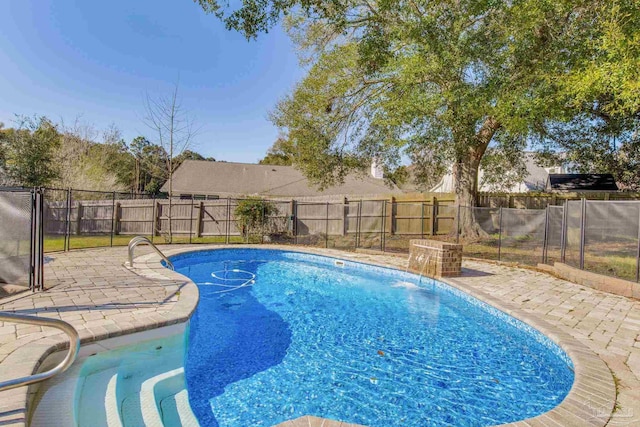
[408,239,462,278]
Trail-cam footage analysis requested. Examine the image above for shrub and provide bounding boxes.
[234,198,278,239]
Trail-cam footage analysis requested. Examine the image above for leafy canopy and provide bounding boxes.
[197,0,639,203]
[259,137,295,165]
[0,115,61,187]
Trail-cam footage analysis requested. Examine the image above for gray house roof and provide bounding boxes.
[546,174,619,192]
[161,160,401,198]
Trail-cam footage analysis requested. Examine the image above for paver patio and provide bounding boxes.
[0,245,638,426]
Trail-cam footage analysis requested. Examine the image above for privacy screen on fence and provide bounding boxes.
[3,187,633,287]
[0,191,32,286]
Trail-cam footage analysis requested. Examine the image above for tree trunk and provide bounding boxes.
[453,117,501,240]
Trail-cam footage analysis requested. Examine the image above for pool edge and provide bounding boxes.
[16,244,613,427]
[158,244,616,427]
[0,251,200,427]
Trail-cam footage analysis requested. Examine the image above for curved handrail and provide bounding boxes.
[0,312,80,392]
[127,236,174,270]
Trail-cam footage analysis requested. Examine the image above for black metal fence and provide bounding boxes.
[1,187,635,291]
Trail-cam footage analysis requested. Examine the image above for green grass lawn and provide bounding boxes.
[42,233,638,282]
[45,235,136,252]
[44,234,245,252]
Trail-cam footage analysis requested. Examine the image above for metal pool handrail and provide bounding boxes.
[127,236,174,270]
[0,312,80,392]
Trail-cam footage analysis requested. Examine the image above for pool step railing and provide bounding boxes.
[127,236,174,270]
[0,312,80,392]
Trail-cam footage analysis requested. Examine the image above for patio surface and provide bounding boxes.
[0,245,638,426]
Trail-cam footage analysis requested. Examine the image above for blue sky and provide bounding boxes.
[0,0,304,163]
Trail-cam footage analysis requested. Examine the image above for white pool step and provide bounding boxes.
[33,365,198,427]
[141,367,200,427]
[159,389,200,427]
[77,367,121,427]
[105,372,124,427]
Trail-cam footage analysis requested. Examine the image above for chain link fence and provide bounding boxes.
[455,201,640,283]
[544,206,565,265]
[33,187,640,285]
[582,201,640,281]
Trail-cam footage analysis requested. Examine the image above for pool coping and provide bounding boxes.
[0,250,200,427]
[140,245,616,427]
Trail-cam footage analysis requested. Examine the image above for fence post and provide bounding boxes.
[381,200,387,252]
[155,199,162,240]
[560,201,568,263]
[64,188,72,251]
[456,205,461,244]
[355,201,362,248]
[579,198,586,270]
[498,207,503,261]
[389,197,395,236]
[76,201,83,236]
[261,202,265,244]
[110,192,116,247]
[325,202,329,248]
[431,197,437,235]
[420,202,425,238]
[114,201,121,236]
[542,206,550,264]
[189,195,195,244]
[293,199,298,245]
[29,189,35,290]
[38,189,45,290]
[636,206,640,282]
[225,197,231,245]
[196,201,204,238]
[342,197,347,236]
[150,195,156,243]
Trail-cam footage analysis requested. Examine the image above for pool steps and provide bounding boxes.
[32,364,198,427]
[140,367,198,426]
[105,373,123,427]
[29,364,81,426]
[78,367,120,426]
[31,332,199,427]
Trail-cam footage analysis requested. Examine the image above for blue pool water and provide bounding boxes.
[172,249,574,427]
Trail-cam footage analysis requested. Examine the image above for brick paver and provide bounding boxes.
[0,245,638,426]
[0,246,198,427]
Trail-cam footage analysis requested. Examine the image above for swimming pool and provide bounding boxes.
[172,248,574,427]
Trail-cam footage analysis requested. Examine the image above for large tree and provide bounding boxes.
[533,0,640,190]
[196,0,638,216]
[258,137,294,165]
[536,113,640,190]
[173,149,216,169]
[0,115,61,187]
[50,120,134,192]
